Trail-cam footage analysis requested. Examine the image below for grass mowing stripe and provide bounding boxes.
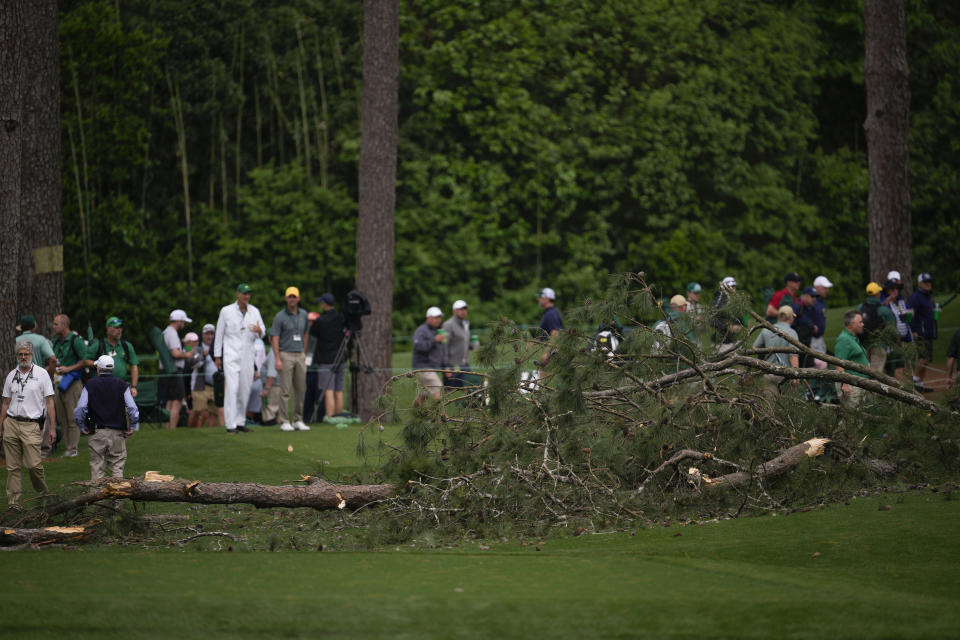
[2,493,958,639]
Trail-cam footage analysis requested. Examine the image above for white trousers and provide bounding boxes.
[223,357,254,429]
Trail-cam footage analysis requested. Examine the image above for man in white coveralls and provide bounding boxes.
[214,283,266,433]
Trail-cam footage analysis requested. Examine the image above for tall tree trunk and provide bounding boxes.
[1,1,62,358]
[356,0,398,421]
[0,2,25,371]
[864,0,911,286]
[18,0,62,338]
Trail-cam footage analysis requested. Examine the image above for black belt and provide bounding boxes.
[93,423,125,431]
[8,415,43,425]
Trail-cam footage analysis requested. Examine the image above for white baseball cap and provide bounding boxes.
[169,309,192,323]
[452,299,468,311]
[426,306,443,318]
[813,275,833,288]
[537,287,557,300]
[887,270,902,282]
[183,332,199,343]
[721,276,737,288]
[202,323,215,334]
[95,355,114,371]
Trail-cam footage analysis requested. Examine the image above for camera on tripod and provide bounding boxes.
[344,289,371,331]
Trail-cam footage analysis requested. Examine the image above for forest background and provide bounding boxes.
[59,0,960,343]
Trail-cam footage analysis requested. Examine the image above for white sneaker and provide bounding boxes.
[280,422,295,432]
[294,420,310,431]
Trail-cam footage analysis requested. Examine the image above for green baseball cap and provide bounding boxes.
[237,283,253,293]
[106,316,123,328]
[16,315,36,331]
[686,282,702,293]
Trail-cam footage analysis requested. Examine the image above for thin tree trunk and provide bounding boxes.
[315,51,330,189]
[68,54,93,322]
[295,19,312,177]
[356,0,399,420]
[864,0,911,285]
[254,83,263,168]
[220,113,228,222]
[166,71,193,295]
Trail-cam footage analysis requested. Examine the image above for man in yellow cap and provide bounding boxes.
[270,286,310,431]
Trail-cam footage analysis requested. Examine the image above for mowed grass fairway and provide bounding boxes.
[2,428,960,638]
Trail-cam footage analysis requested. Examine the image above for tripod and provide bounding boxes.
[329,325,374,415]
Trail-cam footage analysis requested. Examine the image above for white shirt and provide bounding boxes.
[214,301,266,363]
[2,365,54,419]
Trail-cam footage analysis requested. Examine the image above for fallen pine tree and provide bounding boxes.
[46,475,396,517]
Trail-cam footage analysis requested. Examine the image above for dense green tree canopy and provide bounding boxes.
[56,0,959,347]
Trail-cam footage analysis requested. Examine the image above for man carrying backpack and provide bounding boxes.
[859,282,896,373]
[90,317,140,397]
[50,314,92,458]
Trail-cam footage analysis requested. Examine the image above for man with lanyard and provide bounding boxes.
[214,283,266,433]
[50,314,91,458]
[91,317,140,398]
[271,286,310,432]
[1,341,56,511]
[75,355,139,480]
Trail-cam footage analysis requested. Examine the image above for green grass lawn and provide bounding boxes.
[3,428,960,638]
[2,491,958,639]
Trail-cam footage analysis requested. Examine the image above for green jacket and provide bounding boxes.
[834,329,869,378]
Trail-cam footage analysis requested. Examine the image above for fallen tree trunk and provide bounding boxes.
[48,476,396,515]
[1,524,93,545]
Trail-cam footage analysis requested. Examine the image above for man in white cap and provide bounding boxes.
[215,284,266,433]
[412,306,449,405]
[160,309,193,430]
[711,277,742,349]
[811,276,833,353]
[536,287,563,369]
[76,355,139,480]
[442,300,475,389]
[1,341,56,511]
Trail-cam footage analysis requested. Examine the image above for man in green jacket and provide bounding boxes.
[834,309,870,405]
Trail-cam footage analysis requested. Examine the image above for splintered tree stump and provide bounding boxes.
[50,477,396,514]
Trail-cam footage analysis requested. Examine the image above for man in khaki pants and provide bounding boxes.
[1,341,56,511]
[270,286,310,431]
[75,356,140,480]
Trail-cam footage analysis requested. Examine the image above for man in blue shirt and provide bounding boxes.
[537,287,563,370]
[907,273,938,392]
[75,355,140,480]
